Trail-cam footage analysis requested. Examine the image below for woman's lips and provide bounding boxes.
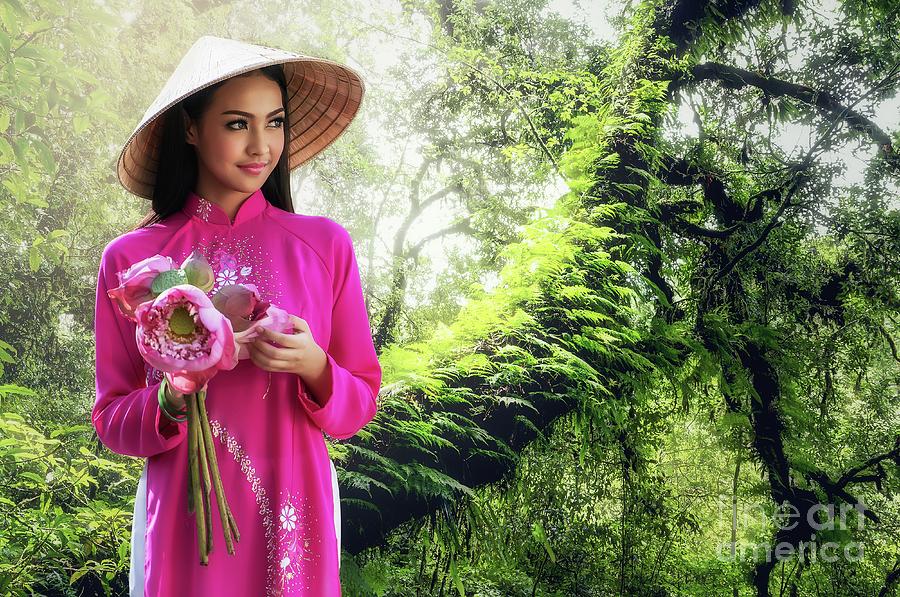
[238,164,266,175]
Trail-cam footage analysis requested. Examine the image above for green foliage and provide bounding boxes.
[0,412,140,595]
[354,0,900,593]
[2,0,899,595]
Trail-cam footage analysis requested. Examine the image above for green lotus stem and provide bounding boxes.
[187,432,194,516]
[187,391,208,565]
[198,388,239,553]
[226,500,240,544]
[195,393,213,557]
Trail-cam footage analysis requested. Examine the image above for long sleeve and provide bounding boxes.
[298,225,382,440]
[91,244,188,458]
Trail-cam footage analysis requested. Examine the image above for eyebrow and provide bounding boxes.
[221,108,285,118]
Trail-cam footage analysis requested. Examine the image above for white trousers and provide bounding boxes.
[129,458,342,596]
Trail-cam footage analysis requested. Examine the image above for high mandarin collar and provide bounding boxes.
[182,188,269,227]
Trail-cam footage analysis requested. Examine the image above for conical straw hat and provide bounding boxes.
[117,35,365,199]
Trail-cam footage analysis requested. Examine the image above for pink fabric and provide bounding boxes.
[91,188,381,596]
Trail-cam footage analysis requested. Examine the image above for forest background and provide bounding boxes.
[0,0,898,595]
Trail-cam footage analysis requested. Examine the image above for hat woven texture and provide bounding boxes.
[117,35,365,199]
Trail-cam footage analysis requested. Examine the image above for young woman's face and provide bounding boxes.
[185,72,285,197]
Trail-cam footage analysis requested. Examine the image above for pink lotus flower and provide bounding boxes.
[212,283,292,359]
[107,251,216,322]
[107,254,178,321]
[133,284,239,394]
[109,252,243,564]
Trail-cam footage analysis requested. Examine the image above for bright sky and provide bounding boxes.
[548,0,619,44]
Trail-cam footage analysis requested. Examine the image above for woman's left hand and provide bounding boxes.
[247,314,326,379]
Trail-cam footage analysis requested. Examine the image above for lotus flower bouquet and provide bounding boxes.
[107,250,291,565]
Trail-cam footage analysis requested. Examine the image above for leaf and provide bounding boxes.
[0,137,14,164]
[73,114,89,135]
[31,138,56,174]
[5,0,29,15]
[0,3,19,35]
[29,246,42,272]
[531,520,557,563]
[50,424,91,438]
[19,471,44,485]
[22,18,51,35]
[449,557,465,596]
[70,568,89,583]
[0,384,35,397]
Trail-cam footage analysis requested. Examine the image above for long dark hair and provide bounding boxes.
[132,64,294,230]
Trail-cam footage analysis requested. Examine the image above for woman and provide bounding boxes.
[92,35,380,596]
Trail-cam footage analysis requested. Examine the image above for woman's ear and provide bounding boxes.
[183,107,197,146]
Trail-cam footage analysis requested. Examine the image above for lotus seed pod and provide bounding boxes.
[151,269,189,295]
[181,250,215,292]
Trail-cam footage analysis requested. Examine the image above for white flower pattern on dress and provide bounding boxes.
[274,490,321,595]
[206,243,260,294]
[280,504,297,531]
[209,419,321,596]
[215,268,240,287]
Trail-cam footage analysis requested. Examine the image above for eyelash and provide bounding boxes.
[226,117,285,130]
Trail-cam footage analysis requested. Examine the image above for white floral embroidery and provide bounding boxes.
[215,268,240,288]
[280,504,297,531]
[209,419,321,595]
[274,490,321,594]
[195,197,213,222]
[199,245,262,296]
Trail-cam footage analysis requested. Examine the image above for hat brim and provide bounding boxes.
[117,51,364,200]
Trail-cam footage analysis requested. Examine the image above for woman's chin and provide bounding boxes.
[221,180,260,194]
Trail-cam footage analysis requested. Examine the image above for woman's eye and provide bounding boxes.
[227,117,284,130]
